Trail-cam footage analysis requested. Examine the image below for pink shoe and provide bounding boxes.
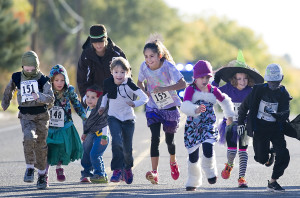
[146,170,159,184]
[170,161,180,180]
[56,168,66,182]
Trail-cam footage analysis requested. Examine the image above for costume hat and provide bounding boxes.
[215,50,264,84]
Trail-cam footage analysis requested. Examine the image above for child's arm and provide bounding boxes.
[1,79,17,111]
[130,89,149,108]
[215,88,235,122]
[99,93,108,115]
[152,78,186,93]
[180,86,201,117]
[69,86,87,120]
[100,126,109,145]
[35,81,55,105]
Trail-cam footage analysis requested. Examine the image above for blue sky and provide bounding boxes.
[164,0,300,68]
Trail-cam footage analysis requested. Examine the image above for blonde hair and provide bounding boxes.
[110,57,131,76]
[143,33,175,65]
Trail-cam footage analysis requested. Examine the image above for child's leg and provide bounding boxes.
[121,119,135,170]
[238,138,248,178]
[20,119,37,167]
[226,127,238,165]
[108,116,124,171]
[81,133,94,177]
[149,123,161,171]
[186,148,202,189]
[202,142,217,184]
[165,133,176,162]
[89,135,110,184]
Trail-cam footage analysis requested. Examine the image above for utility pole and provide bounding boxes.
[31,0,38,51]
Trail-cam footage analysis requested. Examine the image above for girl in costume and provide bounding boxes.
[212,51,264,188]
[180,60,234,191]
[137,35,186,184]
[47,64,86,182]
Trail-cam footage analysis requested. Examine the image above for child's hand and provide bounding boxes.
[81,134,87,141]
[126,101,135,107]
[98,107,105,115]
[32,92,39,100]
[195,104,206,114]
[226,117,233,126]
[153,86,165,93]
[100,139,108,145]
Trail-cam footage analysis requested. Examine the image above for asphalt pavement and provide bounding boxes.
[0,111,300,197]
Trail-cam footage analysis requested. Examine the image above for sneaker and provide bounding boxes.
[24,168,35,183]
[110,170,123,182]
[124,169,133,184]
[37,174,49,189]
[238,176,248,188]
[186,186,197,191]
[56,168,66,182]
[145,170,158,184]
[267,180,285,192]
[170,161,180,180]
[80,176,91,183]
[265,148,275,167]
[90,174,108,183]
[221,163,233,179]
[208,176,217,184]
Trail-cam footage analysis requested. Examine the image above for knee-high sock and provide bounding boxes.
[238,150,248,178]
[202,152,217,179]
[227,148,237,165]
[186,159,202,187]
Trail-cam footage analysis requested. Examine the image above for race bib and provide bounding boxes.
[233,102,241,122]
[151,91,174,109]
[49,106,64,127]
[21,80,39,102]
[257,100,278,122]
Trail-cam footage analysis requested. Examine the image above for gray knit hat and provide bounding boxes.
[21,51,40,68]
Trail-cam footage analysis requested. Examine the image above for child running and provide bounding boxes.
[47,64,86,182]
[1,51,54,189]
[99,57,148,184]
[137,35,187,184]
[238,63,292,192]
[180,60,234,191]
[212,51,264,188]
[80,85,109,183]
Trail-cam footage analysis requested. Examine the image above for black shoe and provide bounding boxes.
[24,168,35,183]
[208,176,217,184]
[267,180,285,192]
[37,174,49,189]
[186,186,196,191]
[265,148,275,167]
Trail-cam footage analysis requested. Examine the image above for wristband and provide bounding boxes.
[101,135,108,140]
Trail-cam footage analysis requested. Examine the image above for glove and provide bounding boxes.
[237,125,245,136]
[214,71,221,84]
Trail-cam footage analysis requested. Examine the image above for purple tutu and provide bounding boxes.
[218,118,239,145]
[145,106,180,134]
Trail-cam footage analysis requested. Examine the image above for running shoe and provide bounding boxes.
[238,176,248,188]
[170,161,180,180]
[110,170,123,182]
[56,168,66,182]
[267,180,285,192]
[146,170,158,184]
[24,168,35,183]
[221,163,233,179]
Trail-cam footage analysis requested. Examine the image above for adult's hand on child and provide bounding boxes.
[81,134,87,141]
[195,104,206,114]
[100,139,108,145]
[126,101,135,107]
[98,107,105,115]
[237,125,245,136]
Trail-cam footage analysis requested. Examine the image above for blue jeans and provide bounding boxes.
[81,132,109,177]
[108,116,135,170]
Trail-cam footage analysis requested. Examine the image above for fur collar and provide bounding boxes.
[192,90,217,104]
